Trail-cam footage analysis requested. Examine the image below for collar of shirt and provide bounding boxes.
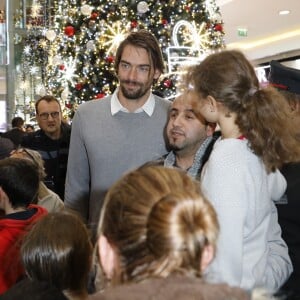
[111,88,155,116]
[164,136,213,179]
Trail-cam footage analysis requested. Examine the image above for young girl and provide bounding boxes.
[183,50,300,291]
[3,211,93,300]
[91,166,252,300]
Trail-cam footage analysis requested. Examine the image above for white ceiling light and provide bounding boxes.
[279,10,290,15]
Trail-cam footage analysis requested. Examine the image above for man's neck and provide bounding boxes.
[45,130,61,140]
[174,140,205,170]
[175,156,194,171]
[117,91,150,112]
[175,153,195,171]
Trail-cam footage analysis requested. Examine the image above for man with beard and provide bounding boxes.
[65,30,171,235]
[148,91,218,180]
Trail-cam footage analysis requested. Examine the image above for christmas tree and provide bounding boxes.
[14,0,52,120]
[45,0,225,117]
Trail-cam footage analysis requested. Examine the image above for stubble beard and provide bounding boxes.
[120,80,150,100]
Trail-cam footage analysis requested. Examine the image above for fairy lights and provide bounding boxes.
[17,0,225,118]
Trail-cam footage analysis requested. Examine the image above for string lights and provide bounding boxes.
[17,0,225,118]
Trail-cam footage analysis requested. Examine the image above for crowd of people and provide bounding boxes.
[0,29,299,300]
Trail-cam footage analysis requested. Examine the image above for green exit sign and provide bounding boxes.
[238,28,248,37]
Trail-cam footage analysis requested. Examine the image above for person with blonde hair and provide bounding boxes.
[10,148,64,212]
[90,166,250,300]
[2,211,93,300]
[182,50,300,291]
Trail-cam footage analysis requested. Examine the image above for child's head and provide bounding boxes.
[184,50,300,171]
[0,158,39,209]
[97,166,219,284]
[10,148,46,181]
[21,211,93,297]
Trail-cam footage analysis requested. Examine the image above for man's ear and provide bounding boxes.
[98,234,118,279]
[200,245,215,272]
[153,68,161,80]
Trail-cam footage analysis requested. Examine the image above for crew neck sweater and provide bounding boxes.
[65,95,171,233]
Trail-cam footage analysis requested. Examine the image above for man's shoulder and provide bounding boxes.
[21,130,42,143]
[153,94,172,107]
[78,96,111,111]
[142,155,166,168]
[21,130,50,149]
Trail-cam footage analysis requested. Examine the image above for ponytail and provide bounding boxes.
[237,86,300,172]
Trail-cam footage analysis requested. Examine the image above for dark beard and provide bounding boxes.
[168,143,182,152]
[120,80,148,100]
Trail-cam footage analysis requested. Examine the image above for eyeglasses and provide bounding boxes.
[38,111,60,120]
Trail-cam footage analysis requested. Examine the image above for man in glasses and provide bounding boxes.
[21,95,71,200]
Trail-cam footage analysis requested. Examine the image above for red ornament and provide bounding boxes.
[75,83,83,90]
[64,25,75,37]
[163,79,172,88]
[90,12,98,20]
[59,64,65,71]
[161,19,168,26]
[131,20,138,28]
[184,5,191,12]
[95,93,106,99]
[65,102,73,109]
[214,24,223,32]
[105,56,114,63]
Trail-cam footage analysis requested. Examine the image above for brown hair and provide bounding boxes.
[35,95,61,114]
[114,29,164,75]
[185,50,300,172]
[21,211,92,298]
[97,166,219,284]
[11,148,46,180]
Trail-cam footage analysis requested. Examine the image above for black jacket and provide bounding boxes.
[276,162,300,299]
[21,123,71,200]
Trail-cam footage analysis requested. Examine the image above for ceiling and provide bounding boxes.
[216,0,300,63]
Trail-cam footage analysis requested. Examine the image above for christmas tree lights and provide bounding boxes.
[18,0,225,118]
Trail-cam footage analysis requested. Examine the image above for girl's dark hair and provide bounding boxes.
[185,50,300,172]
[21,211,93,298]
[0,158,39,208]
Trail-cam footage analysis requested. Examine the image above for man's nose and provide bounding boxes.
[128,67,138,80]
[172,116,183,126]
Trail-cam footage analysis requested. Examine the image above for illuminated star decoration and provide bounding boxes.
[57,57,79,86]
[39,39,48,49]
[23,45,31,55]
[31,2,42,18]
[192,21,211,50]
[29,66,39,75]
[102,21,128,55]
[173,20,210,52]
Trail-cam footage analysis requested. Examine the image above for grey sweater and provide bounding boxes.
[65,95,170,232]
